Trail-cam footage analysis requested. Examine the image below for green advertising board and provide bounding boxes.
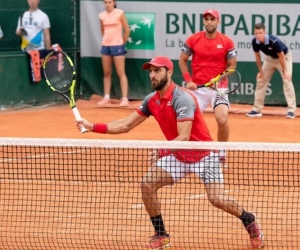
[81,0,300,105]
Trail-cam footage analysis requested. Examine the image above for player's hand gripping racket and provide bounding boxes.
[42,51,87,133]
[198,69,241,96]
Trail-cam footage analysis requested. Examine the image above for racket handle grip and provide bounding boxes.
[72,107,88,133]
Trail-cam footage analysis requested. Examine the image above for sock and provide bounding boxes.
[150,215,166,236]
[239,209,255,227]
[104,94,110,99]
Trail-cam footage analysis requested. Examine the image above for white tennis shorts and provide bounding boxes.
[156,152,224,184]
[190,88,230,113]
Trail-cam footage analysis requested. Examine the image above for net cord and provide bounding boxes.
[1,137,300,152]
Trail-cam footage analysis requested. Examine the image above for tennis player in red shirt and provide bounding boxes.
[179,9,237,166]
[76,56,263,249]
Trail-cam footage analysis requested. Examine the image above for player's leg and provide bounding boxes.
[205,182,264,249]
[97,46,112,105]
[112,45,129,106]
[212,94,230,166]
[213,103,229,142]
[140,155,188,249]
[192,152,264,249]
[277,52,296,118]
[247,56,275,116]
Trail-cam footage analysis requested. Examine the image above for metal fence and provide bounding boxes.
[0,0,81,109]
[0,0,80,52]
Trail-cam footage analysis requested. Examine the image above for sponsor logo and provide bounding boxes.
[177,106,187,117]
[125,13,155,50]
[178,111,186,117]
[229,48,238,56]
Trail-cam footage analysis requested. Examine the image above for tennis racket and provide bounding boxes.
[197,69,241,95]
[42,51,87,133]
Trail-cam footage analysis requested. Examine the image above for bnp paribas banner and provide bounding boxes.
[81,1,300,103]
[81,1,300,62]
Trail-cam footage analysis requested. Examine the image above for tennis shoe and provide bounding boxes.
[145,233,171,249]
[246,110,262,117]
[245,212,264,249]
[286,112,295,119]
[119,98,129,107]
[97,98,111,106]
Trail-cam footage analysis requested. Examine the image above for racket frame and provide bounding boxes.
[197,69,241,95]
[43,51,87,133]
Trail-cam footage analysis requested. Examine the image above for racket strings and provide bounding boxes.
[226,71,241,94]
[216,71,241,95]
[44,53,74,93]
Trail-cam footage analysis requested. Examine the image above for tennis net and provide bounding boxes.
[0,138,299,250]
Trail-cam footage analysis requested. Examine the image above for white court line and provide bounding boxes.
[131,189,238,209]
[131,204,145,209]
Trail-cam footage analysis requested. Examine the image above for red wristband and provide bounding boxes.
[93,123,108,133]
[183,72,192,83]
[158,148,172,158]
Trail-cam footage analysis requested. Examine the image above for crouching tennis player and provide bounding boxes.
[76,56,264,249]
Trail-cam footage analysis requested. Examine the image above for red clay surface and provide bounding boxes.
[1,95,300,250]
[1,94,300,142]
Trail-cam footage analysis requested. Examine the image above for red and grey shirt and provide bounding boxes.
[136,82,213,163]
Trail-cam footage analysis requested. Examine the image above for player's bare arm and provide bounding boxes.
[277,51,291,81]
[214,57,237,82]
[226,57,237,71]
[178,52,197,90]
[148,120,193,165]
[175,120,193,141]
[76,111,147,134]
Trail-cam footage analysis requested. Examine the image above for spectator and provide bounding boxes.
[16,0,51,51]
[97,0,130,107]
[246,23,296,119]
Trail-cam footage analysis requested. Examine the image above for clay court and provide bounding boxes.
[1,96,300,250]
[1,95,300,141]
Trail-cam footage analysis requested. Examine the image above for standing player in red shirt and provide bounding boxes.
[76,56,263,249]
[179,9,237,166]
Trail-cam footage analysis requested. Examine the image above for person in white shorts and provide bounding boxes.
[16,0,51,51]
[76,55,264,250]
[179,9,237,165]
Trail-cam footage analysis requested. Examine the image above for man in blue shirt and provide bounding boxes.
[246,23,296,119]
